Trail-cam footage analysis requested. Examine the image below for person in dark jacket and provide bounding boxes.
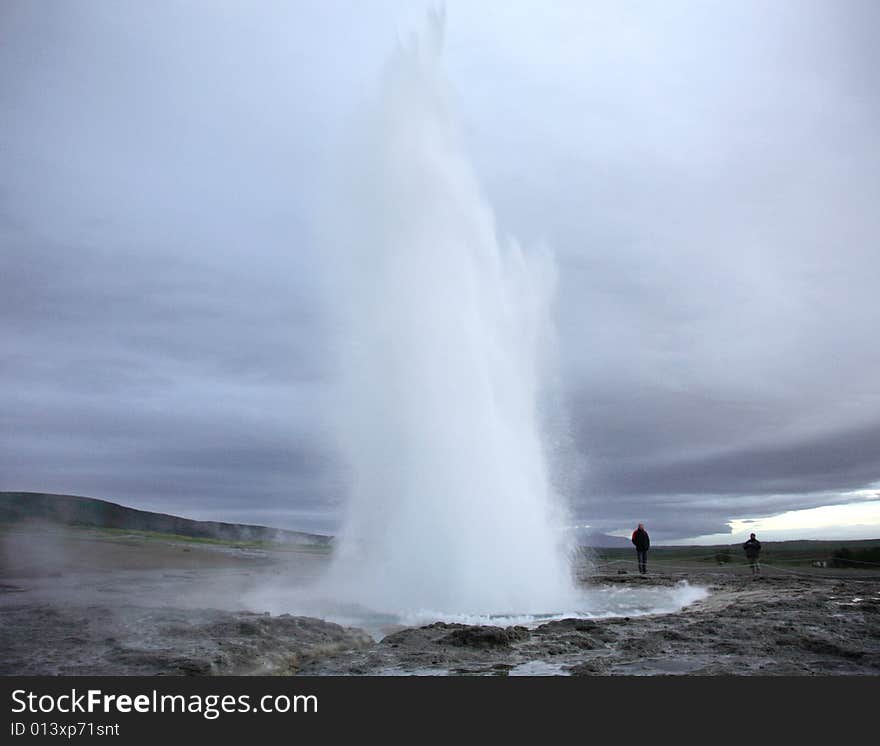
[743,533,762,575]
[631,523,650,574]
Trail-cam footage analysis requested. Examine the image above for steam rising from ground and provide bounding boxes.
[320,11,576,616]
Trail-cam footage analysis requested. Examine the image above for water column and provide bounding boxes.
[323,11,576,617]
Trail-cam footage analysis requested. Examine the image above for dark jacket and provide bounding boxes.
[743,538,762,559]
[631,528,650,552]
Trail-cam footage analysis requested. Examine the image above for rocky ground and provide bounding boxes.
[296,572,880,675]
[2,524,878,676]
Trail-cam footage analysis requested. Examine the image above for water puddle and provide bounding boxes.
[508,660,570,676]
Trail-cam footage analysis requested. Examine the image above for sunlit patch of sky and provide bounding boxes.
[661,496,880,545]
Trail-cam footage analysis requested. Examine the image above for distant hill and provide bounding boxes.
[0,492,332,547]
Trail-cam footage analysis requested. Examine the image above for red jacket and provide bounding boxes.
[631,528,650,551]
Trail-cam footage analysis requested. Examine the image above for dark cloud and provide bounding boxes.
[587,420,880,498]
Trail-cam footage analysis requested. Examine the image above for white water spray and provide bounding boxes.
[322,11,576,617]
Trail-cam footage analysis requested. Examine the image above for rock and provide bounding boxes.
[441,625,529,649]
[534,618,599,634]
[567,658,610,675]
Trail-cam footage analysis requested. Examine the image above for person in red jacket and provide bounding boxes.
[631,523,650,574]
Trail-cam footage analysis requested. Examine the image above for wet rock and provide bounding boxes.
[799,637,864,660]
[381,627,442,647]
[567,658,610,675]
[618,636,664,656]
[534,618,599,634]
[660,629,689,641]
[441,625,529,649]
[237,621,261,636]
[713,641,746,654]
[0,604,372,676]
[109,650,214,676]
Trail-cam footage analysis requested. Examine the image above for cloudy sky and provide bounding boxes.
[2,1,878,543]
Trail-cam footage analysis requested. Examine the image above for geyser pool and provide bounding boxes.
[245,580,710,641]
[320,11,575,618]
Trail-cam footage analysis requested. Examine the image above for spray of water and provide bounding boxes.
[321,10,576,617]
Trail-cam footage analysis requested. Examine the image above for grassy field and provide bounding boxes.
[87,525,334,553]
[0,521,333,554]
[584,538,880,572]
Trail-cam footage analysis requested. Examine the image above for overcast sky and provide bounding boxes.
[2,1,878,542]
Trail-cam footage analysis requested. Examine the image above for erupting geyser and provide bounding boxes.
[323,11,576,617]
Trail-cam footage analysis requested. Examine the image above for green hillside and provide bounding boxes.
[0,491,332,547]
